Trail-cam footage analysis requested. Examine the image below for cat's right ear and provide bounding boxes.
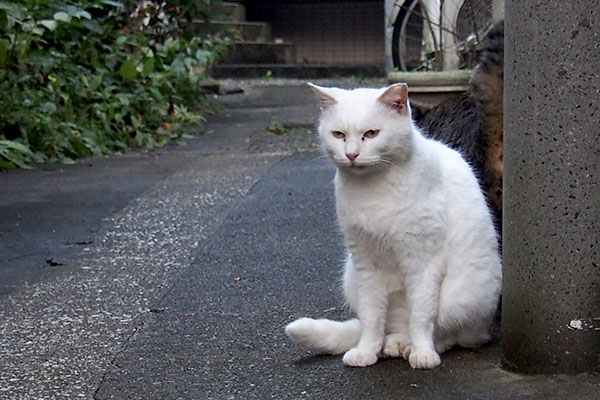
[377,83,409,116]
[307,82,337,111]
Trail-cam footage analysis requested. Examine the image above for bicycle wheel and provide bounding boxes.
[392,0,431,71]
[392,0,493,71]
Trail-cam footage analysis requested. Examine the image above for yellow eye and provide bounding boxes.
[363,129,380,138]
[332,131,346,139]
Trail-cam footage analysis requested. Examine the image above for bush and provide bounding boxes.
[0,0,231,168]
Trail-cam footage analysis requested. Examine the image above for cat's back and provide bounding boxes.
[419,133,478,186]
[424,137,499,259]
[422,136,493,224]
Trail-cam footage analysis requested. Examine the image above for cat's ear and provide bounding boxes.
[307,82,337,111]
[377,83,409,115]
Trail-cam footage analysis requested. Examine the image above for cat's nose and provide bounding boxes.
[346,152,359,162]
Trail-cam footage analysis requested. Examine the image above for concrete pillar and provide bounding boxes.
[502,1,600,374]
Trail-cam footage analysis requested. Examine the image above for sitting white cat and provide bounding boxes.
[285,83,502,369]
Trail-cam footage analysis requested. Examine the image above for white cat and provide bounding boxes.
[285,83,502,369]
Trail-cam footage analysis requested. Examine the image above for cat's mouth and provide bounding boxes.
[332,156,376,171]
[350,164,366,170]
[341,158,373,171]
[345,161,371,172]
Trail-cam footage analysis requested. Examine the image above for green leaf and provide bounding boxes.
[131,114,140,129]
[115,93,131,106]
[21,21,35,32]
[0,139,33,154]
[142,56,155,76]
[119,56,138,81]
[195,49,210,65]
[99,0,124,8]
[60,157,75,164]
[81,136,103,155]
[81,19,103,34]
[80,74,90,87]
[76,10,91,20]
[71,136,93,157]
[0,10,8,31]
[28,50,57,71]
[39,19,57,31]
[89,74,103,90]
[0,1,24,20]
[0,158,16,170]
[0,39,8,69]
[53,12,71,23]
[32,26,44,36]
[40,102,57,114]
[0,139,33,169]
[0,1,15,13]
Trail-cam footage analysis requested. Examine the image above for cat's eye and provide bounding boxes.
[331,131,346,139]
[363,129,380,139]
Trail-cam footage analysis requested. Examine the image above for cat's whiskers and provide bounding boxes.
[355,157,395,170]
[310,153,329,164]
[371,158,395,167]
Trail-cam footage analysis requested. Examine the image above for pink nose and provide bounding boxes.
[346,152,359,161]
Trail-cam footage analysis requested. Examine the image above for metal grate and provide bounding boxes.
[455,0,493,42]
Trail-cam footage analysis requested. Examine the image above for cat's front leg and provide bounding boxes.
[405,260,444,369]
[382,298,411,359]
[342,262,388,367]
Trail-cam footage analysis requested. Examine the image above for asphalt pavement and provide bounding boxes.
[1,79,598,399]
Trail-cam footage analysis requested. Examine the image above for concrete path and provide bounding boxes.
[1,80,597,399]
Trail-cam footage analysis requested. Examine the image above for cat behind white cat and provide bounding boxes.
[285,83,502,369]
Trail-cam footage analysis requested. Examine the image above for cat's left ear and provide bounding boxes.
[377,83,409,115]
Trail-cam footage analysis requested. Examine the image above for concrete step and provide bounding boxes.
[190,20,272,43]
[211,63,385,79]
[220,42,296,64]
[388,70,471,109]
[198,1,245,22]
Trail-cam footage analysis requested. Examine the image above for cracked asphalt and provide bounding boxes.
[1,80,598,399]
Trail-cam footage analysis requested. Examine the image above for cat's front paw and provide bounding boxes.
[408,348,441,369]
[342,347,378,367]
[381,333,411,359]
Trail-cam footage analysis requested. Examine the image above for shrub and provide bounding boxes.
[0,0,231,168]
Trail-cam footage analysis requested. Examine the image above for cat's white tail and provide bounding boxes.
[285,318,361,355]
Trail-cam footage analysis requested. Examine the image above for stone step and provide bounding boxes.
[198,1,245,22]
[190,20,272,43]
[211,63,385,79]
[220,42,296,64]
[388,70,470,109]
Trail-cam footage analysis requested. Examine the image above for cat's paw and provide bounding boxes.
[342,347,378,367]
[381,333,411,359]
[408,348,441,369]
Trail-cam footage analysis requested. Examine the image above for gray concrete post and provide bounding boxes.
[502,1,599,374]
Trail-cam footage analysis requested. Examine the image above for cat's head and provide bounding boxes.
[309,83,414,175]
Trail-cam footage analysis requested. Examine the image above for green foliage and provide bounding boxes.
[266,119,287,135]
[0,0,231,169]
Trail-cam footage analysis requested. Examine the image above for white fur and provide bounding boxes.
[285,84,502,369]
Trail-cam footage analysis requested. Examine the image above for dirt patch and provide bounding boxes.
[248,123,320,154]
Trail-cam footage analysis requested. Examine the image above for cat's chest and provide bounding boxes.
[334,173,446,251]
[335,179,409,239]
[337,187,397,231]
